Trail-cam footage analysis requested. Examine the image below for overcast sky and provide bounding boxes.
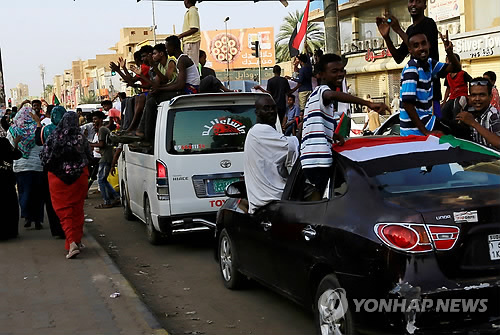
[0,0,310,98]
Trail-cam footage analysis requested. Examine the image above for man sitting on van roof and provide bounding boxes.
[244,96,300,214]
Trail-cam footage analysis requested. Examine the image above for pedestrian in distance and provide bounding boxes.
[199,49,216,80]
[6,106,45,230]
[286,54,314,115]
[89,111,120,209]
[254,65,291,123]
[441,54,472,122]
[398,30,461,136]
[32,106,67,238]
[178,0,201,67]
[376,0,444,117]
[40,112,93,259]
[0,127,22,240]
[300,54,390,197]
[483,71,500,110]
[282,94,300,136]
[456,78,500,150]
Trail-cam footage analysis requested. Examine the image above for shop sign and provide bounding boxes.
[452,31,500,60]
[429,0,460,22]
[365,48,392,62]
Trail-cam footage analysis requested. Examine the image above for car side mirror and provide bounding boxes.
[225,181,246,198]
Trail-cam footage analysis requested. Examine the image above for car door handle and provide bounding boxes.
[302,226,317,241]
[261,221,272,231]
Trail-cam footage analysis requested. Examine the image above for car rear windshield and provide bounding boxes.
[374,159,500,194]
[167,106,256,155]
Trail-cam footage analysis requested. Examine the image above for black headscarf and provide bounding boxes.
[40,112,92,184]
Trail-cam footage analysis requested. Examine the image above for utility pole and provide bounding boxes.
[224,17,230,89]
[151,0,157,44]
[323,0,340,54]
[0,47,6,108]
[39,64,46,100]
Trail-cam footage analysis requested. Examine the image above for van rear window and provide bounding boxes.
[167,106,256,155]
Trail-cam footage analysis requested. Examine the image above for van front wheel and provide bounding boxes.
[144,197,164,245]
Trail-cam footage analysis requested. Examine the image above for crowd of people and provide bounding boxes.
[1,0,499,260]
[244,0,500,213]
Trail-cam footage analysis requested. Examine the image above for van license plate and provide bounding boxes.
[488,234,500,260]
[213,178,240,194]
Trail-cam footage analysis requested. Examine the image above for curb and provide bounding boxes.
[84,227,169,335]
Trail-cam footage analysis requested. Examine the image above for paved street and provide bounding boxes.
[0,213,167,335]
[84,192,315,335]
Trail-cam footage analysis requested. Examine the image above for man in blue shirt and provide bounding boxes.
[399,30,460,136]
[287,54,313,113]
[282,95,300,136]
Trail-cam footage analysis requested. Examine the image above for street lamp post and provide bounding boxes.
[151,0,157,44]
[224,17,230,89]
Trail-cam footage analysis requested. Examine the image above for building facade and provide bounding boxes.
[10,83,29,106]
[310,0,500,105]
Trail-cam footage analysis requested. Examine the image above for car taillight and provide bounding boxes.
[156,160,169,201]
[427,225,460,251]
[375,223,433,253]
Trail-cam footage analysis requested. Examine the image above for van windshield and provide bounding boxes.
[168,106,257,155]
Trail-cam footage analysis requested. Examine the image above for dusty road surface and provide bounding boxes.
[84,193,315,335]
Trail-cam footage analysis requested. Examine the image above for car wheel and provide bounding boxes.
[219,228,244,289]
[314,274,354,335]
[121,183,135,221]
[144,196,164,245]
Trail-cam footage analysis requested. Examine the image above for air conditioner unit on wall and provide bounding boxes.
[364,39,373,50]
[357,41,365,51]
[343,43,351,53]
[373,38,383,49]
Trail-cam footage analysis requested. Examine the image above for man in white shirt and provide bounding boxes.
[244,96,299,214]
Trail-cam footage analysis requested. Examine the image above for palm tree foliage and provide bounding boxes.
[275,10,325,63]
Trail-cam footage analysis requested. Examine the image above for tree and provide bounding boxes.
[275,10,325,63]
[80,92,100,104]
[43,84,54,101]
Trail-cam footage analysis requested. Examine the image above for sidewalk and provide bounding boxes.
[0,222,169,335]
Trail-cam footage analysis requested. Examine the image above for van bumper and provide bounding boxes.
[158,212,217,234]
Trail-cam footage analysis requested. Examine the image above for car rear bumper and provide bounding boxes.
[158,212,216,234]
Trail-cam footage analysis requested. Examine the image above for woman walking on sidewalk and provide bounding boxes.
[33,106,66,238]
[0,127,22,240]
[7,106,45,230]
[40,112,93,259]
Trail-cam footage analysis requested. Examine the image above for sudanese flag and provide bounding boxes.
[289,0,311,58]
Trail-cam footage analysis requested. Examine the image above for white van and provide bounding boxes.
[118,93,265,244]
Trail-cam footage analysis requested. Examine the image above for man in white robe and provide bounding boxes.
[244,96,300,214]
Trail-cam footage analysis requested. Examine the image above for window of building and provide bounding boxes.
[473,0,500,30]
[358,6,384,41]
[144,31,148,35]
[340,19,353,45]
[387,0,412,46]
[131,31,136,35]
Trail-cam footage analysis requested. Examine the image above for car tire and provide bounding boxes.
[314,274,355,335]
[218,228,244,289]
[144,196,165,245]
[121,183,135,221]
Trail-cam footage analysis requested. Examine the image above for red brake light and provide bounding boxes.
[156,160,167,178]
[375,223,433,253]
[428,225,460,251]
[382,225,418,250]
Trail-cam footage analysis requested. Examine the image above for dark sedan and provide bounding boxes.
[215,135,500,335]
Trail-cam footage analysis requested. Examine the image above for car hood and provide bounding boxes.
[383,187,500,213]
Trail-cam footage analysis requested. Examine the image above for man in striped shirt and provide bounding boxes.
[300,54,389,195]
[400,29,461,136]
[456,78,500,150]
